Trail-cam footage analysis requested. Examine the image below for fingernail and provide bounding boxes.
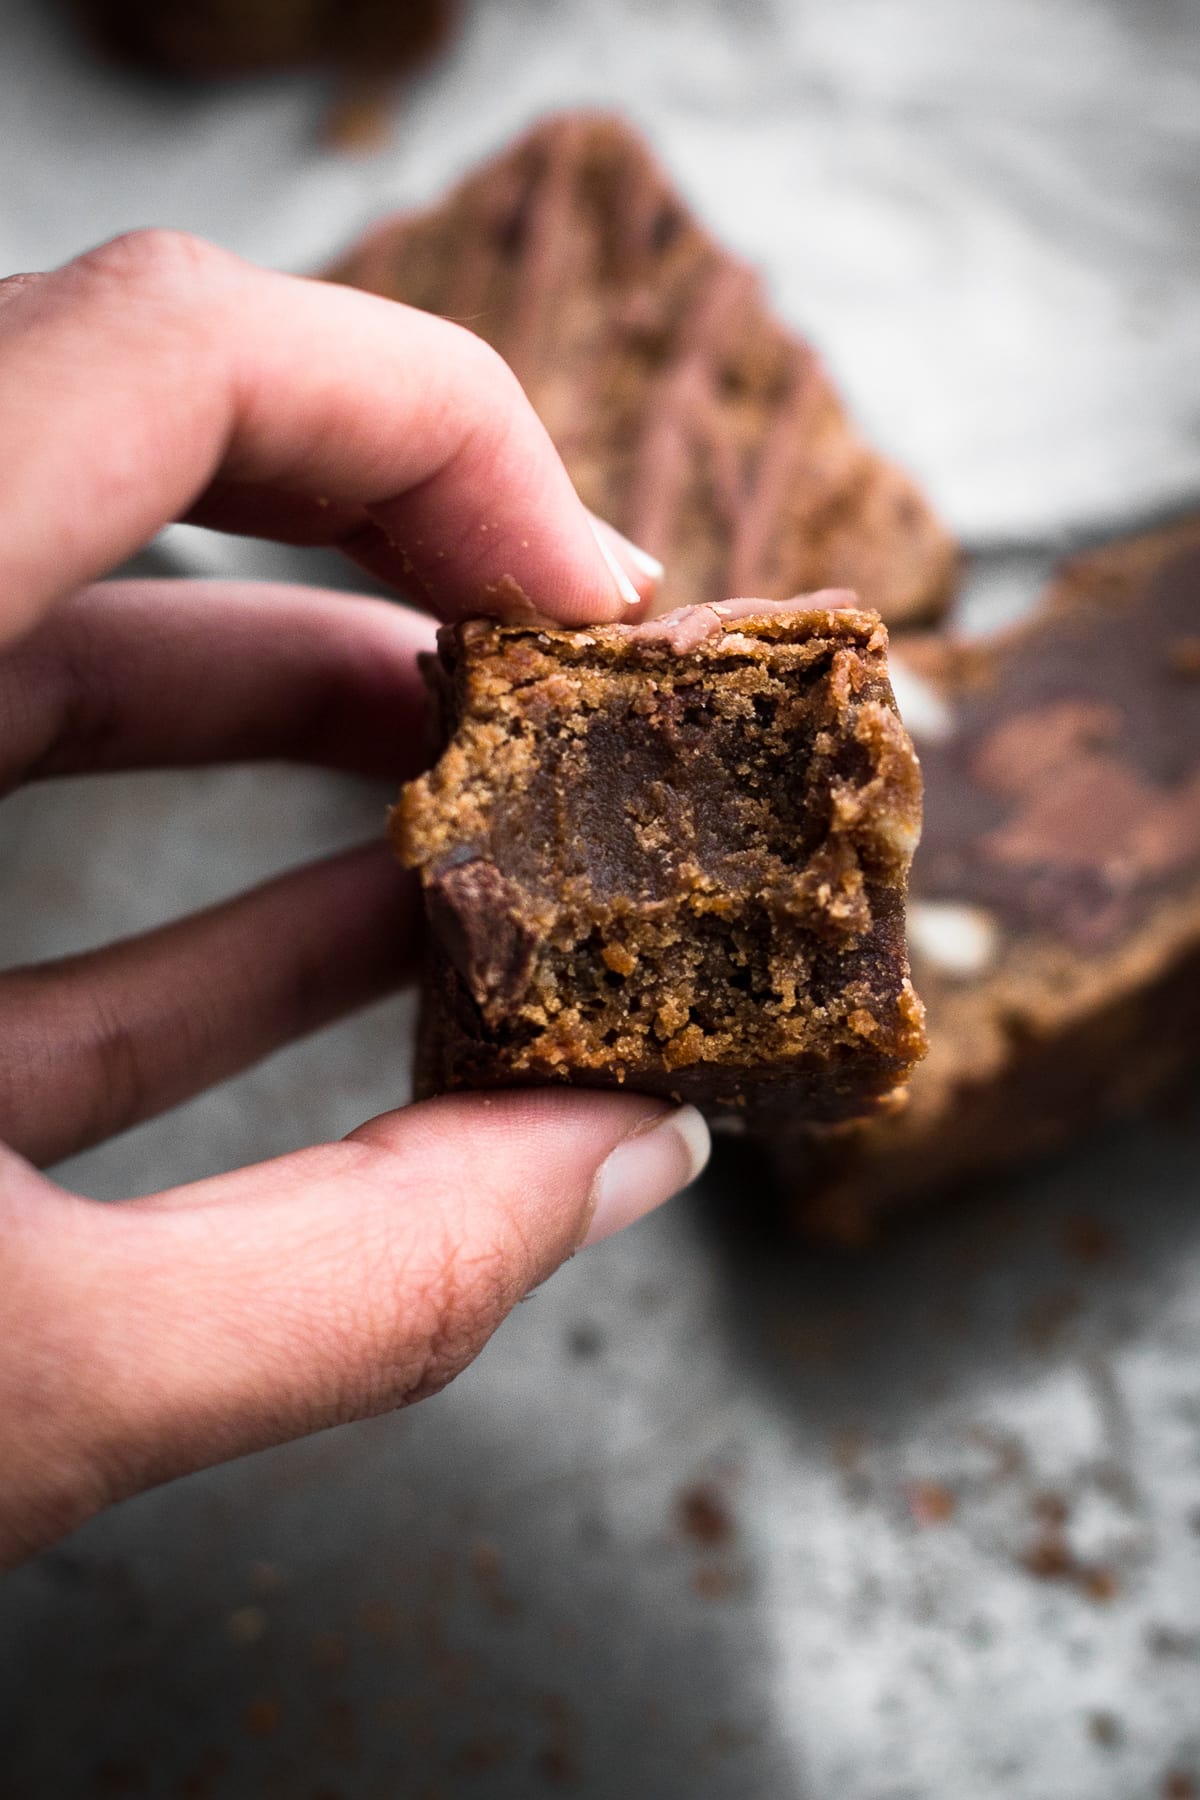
[582,1105,711,1248]
[589,515,646,607]
[588,512,665,586]
[607,523,665,584]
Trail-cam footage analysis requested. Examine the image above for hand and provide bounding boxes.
[0,231,710,1569]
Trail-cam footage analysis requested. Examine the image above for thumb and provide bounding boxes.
[0,1091,708,1563]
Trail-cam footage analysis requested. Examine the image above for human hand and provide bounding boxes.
[0,232,710,1569]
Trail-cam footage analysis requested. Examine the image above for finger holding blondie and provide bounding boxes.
[0,226,666,1150]
[0,227,657,650]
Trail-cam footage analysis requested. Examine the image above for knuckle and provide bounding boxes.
[442,319,525,411]
[7,622,121,786]
[346,1158,527,1409]
[74,227,229,303]
[78,999,143,1148]
[0,270,47,313]
[471,332,521,395]
[407,1232,516,1401]
[299,1134,546,1420]
[58,984,175,1160]
[0,1189,117,1566]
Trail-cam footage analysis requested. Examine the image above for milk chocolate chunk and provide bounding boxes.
[69,0,454,78]
[394,601,926,1126]
[777,518,1200,1240]
[330,113,957,628]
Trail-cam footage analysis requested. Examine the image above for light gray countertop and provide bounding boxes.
[1,1,1199,1793]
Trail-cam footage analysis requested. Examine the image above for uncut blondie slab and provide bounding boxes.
[393,600,926,1128]
[777,519,1200,1240]
[330,113,956,629]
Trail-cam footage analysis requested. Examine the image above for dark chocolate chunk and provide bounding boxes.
[425,858,538,1014]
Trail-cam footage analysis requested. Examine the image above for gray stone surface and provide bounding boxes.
[1,0,1199,1795]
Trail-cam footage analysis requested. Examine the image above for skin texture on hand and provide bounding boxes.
[0,232,710,1569]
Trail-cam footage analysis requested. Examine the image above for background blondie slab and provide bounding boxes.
[330,113,957,628]
[778,518,1200,1238]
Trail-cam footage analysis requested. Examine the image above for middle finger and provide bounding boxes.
[0,579,436,794]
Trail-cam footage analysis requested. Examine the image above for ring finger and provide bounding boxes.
[0,840,419,1167]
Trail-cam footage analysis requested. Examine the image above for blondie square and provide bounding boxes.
[393,599,926,1128]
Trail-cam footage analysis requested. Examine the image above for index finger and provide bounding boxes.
[0,231,648,649]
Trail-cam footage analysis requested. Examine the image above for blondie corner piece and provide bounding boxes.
[329,112,957,629]
[393,598,926,1129]
[777,518,1200,1240]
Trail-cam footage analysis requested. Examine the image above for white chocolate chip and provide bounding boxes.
[908,900,999,977]
[889,656,956,744]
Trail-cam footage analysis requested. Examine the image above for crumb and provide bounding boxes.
[906,1480,956,1527]
[225,1605,267,1646]
[1080,1566,1119,1604]
[242,1698,282,1737]
[309,1631,349,1672]
[471,1540,520,1620]
[677,1484,735,1548]
[248,1560,286,1597]
[322,76,396,154]
[1169,636,1200,677]
[566,1323,605,1360]
[693,1566,737,1600]
[1088,1712,1121,1748]
[1062,1215,1121,1265]
[1023,1287,1083,1353]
